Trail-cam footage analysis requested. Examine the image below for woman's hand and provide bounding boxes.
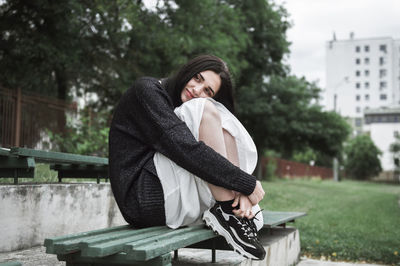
[248,180,265,206]
[232,194,254,219]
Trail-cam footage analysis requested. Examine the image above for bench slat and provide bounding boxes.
[11,147,108,165]
[80,226,171,257]
[45,225,130,254]
[124,225,216,261]
[0,148,11,156]
[263,211,307,228]
[53,227,136,254]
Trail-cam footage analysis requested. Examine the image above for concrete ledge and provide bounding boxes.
[173,227,300,266]
[0,183,125,252]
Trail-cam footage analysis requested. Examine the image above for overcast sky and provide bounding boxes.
[275,0,400,88]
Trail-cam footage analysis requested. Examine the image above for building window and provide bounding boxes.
[356,107,361,113]
[355,58,360,64]
[364,57,370,64]
[379,57,386,65]
[355,118,362,127]
[364,45,369,52]
[365,94,369,101]
[365,82,369,89]
[380,44,387,53]
[364,70,369,76]
[355,46,360,52]
[356,95,360,101]
[380,94,387,100]
[379,69,387,78]
[380,81,387,89]
[394,131,399,138]
[356,70,360,77]
[356,82,360,89]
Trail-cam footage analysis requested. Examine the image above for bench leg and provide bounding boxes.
[174,250,178,260]
[14,169,18,185]
[212,238,216,263]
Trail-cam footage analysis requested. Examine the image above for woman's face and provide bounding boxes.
[180,70,221,103]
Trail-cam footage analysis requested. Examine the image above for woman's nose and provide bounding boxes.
[193,85,204,96]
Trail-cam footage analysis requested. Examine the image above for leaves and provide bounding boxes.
[344,135,382,180]
[1,0,350,161]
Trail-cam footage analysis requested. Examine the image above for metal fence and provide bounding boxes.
[0,87,77,149]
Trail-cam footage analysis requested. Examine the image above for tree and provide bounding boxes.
[344,135,382,180]
[1,0,351,164]
[237,75,350,162]
[390,134,400,169]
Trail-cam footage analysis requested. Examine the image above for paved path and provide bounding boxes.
[298,258,387,266]
[0,247,388,266]
[0,246,63,266]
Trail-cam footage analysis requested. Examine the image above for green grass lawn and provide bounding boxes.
[259,179,400,265]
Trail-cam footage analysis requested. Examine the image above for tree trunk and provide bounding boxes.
[55,67,68,149]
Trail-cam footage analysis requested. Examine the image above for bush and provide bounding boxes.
[47,107,110,157]
[344,135,382,180]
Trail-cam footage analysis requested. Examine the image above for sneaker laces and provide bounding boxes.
[236,217,257,239]
[247,209,264,238]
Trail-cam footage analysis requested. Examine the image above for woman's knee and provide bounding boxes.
[201,100,221,124]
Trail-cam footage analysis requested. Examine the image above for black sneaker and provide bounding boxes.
[202,203,266,260]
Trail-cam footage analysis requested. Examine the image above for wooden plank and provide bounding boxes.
[44,225,131,254]
[262,211,307,228]
[11,147,108,165]
[0,156,35,169]
[80,226,171,257]
[124,225,216,261]
[0,156,35,178]
[0,148,11,156]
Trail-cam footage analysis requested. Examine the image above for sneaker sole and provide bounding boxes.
[202,209,260,260]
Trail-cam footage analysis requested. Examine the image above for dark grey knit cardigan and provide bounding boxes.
[109,77,256,228]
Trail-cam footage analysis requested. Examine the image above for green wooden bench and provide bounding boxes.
[0,147,108,184]
[0,148,35,184]
[44,211,306,266]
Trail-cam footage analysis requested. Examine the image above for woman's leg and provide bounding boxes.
[199,100,238,201]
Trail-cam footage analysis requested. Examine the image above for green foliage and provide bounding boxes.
[261,179,400,264]
[344,135,382,180]
[1,0,350,162]
[237,75,351,160]
[389,134,400,167]
[47,107,110,156]
[292,147,317,165]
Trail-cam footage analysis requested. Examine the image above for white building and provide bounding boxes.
[325,35,400,123]
[325,35,400,173]
[364,107,400,171]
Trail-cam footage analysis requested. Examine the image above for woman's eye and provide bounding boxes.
[194,74,201,81]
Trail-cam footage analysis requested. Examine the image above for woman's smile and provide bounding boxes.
[185,88,195,100]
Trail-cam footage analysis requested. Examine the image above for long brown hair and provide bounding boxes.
[164,55,235,113]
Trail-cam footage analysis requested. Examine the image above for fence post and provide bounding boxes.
[14,87,22,147]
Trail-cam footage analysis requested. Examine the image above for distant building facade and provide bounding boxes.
[325,35,400,124]
[364,107,400,171]
[325,35,400,173]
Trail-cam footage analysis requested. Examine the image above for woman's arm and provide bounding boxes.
[121,77,257,195]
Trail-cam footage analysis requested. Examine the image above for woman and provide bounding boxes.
[109,55,266,260]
